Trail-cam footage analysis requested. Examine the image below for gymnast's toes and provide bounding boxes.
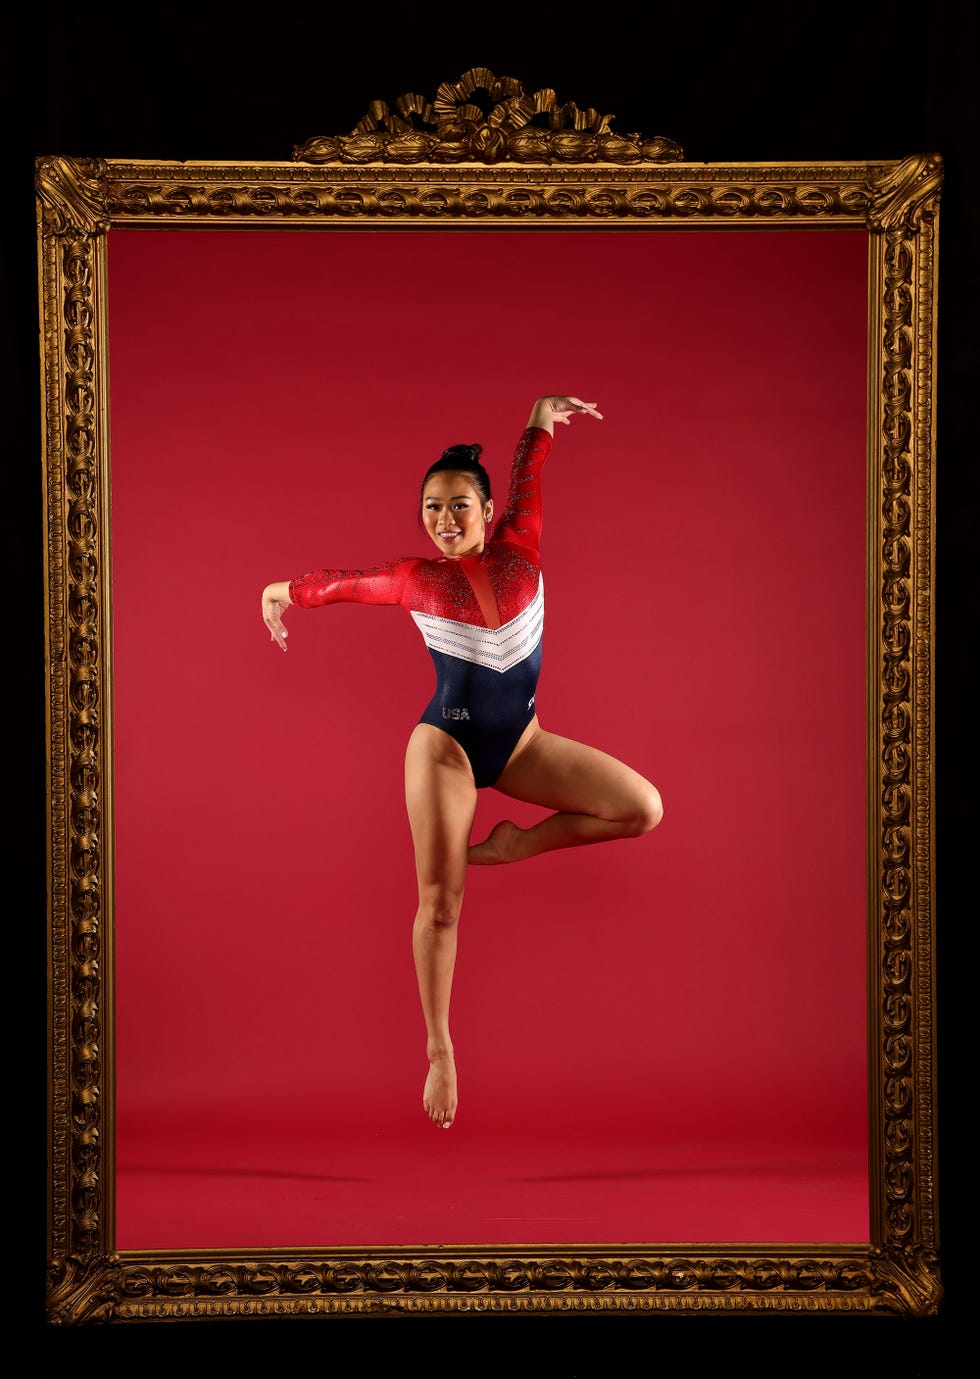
[469,819,521,865]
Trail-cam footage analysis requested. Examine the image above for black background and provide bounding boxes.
[9,0,975,1370]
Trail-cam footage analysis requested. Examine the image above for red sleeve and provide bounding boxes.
[490,426,552,553]
[288,557,418,609]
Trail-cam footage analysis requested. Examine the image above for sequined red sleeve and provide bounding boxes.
[490,426,552,553]
[288,557,419,609]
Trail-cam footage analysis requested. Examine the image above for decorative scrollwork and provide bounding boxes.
[40,223,108,1270]
[113,1253,878,1315]
[98,172,875,226]
[43,1244,946,1320]
[62,228,106,1262]
[294,68,684,165]
[878,224,917,1249]
[869,149,939,1259]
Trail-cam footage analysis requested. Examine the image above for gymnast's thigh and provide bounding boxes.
[404,724,479,887]
[493,724,659,820]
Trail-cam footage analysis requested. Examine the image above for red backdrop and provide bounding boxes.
[108,226,869,1246]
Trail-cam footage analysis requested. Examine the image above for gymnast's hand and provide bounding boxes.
[262,581,292,652]
[551,396,603,424]
[528,396,604,431]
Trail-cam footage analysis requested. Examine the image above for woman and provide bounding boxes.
[261,395,663,1129]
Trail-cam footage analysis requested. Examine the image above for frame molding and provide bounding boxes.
[38,70,941,1322]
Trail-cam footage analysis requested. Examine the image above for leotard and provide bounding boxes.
[288,426,551,787]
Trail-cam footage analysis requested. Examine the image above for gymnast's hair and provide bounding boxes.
[419,444,493,513]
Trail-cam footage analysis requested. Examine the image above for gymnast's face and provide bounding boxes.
[421,472,493,560]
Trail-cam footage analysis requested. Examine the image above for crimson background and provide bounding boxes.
[107,226,869,1245]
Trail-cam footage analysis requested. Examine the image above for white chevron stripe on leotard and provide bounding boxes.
[410,575,544,674]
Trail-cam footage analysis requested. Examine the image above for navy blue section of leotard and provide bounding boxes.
[419,638,543,788]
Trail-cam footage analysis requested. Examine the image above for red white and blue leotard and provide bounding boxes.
[288,426,551,788]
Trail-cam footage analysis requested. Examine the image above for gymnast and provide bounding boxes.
[261,395,663,1129]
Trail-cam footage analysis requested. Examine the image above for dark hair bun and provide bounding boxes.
[440,442,482,464]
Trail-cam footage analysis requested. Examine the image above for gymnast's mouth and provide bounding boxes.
[438,530,462,540]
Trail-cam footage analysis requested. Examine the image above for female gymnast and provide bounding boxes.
[261,395,663,1129]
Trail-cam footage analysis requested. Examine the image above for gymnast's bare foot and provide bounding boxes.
[423,1050,457,1128]
[468,819,522,865]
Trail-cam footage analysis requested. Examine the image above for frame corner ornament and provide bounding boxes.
[867,153,943,232]
[870,1246,944,1317]
[35,155,110,235]
[47,1254,121,1326]
[292,67,684,166]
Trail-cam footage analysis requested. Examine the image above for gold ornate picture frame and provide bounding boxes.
[38,70,942,1322]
